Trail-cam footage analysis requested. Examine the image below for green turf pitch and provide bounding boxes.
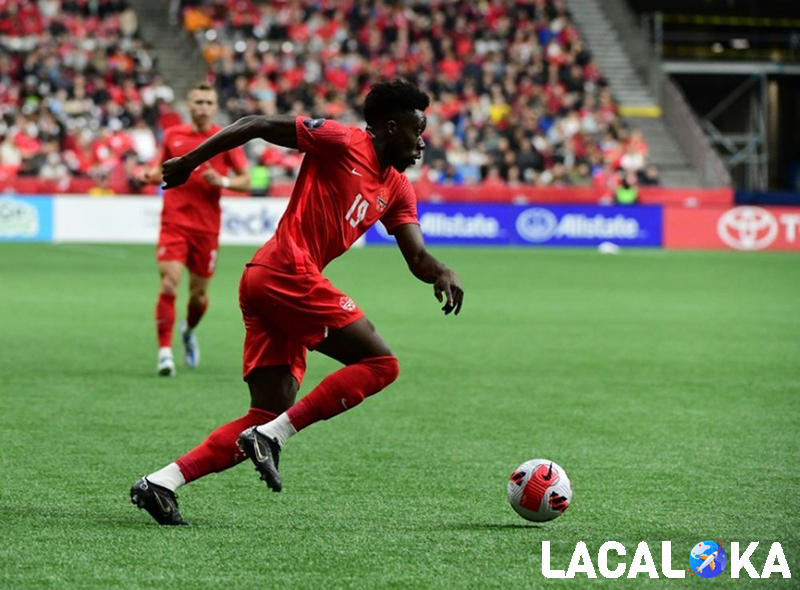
[0,243,798,589]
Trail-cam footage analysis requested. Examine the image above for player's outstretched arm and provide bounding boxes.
[138,163,163,185]
[200,164,251,192]
[162,115,298,189]
[394,223,464,316]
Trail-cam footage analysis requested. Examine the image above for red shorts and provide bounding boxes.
[239,263,365,384]
[157,224,219,278]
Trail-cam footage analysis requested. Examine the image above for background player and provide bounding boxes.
[131,79,464,525]
[140,82,250,377]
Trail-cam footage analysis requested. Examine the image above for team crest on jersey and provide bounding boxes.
[339,296,357,312]
[303,118,325,130]
[377,191,388,212]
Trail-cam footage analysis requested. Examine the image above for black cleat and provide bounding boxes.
[237,426,282,492]
[130,477,190,526]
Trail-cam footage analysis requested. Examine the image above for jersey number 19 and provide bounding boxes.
[345,193,369,228]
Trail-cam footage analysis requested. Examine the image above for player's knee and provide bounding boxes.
[371,355,400,389]
[385,355,400,384]
[160,277,179,297]
[247,367,299,412]
[189,290,207,306]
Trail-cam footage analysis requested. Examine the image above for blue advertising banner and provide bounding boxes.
[0,196,53,242]
[366,203,662,247]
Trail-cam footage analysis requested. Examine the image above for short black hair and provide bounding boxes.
[363,79,430,126]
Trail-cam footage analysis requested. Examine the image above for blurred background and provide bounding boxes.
[1,0,799,250]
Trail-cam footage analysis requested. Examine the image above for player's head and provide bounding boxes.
[187,82,218,129]
[363,79,429,172]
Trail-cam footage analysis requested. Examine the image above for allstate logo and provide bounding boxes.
[0,197,40,238]
[516,208,558,243]
[717,206,778,251]
[688,541,727,578]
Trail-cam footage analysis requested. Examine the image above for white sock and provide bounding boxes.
[146,462,185,492]
[158,346,173,358]
[256,413,297,448]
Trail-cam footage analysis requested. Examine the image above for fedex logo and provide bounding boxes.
[221,208,280,235]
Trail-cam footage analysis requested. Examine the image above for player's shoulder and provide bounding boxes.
[389,170,415,197]
[345,126,375,153]
[164,124,191,138]
[348,125,369,140]
[311,117,360,139]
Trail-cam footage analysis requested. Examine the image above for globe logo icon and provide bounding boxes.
[516,208,558,243]
[689,541,727,578]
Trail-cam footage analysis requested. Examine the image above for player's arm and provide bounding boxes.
[138,163,163,185]
[138,130,173,185]
[162,115,297,189]
[138,136,168,185]
[393,223,464,316]
[200,163,250,192]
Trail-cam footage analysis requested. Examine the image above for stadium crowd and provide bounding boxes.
[0,0,177,191]
[0,0,658,194]
[185,0,658,189]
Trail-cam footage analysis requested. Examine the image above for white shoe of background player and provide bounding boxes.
[157,347,176,377]
[181,321,200,369]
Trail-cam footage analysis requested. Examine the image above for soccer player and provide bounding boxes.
[140,83,250,376]
[130,80,464,525]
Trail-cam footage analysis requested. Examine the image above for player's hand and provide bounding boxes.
[162,157,194,189]
[200,166,220,186]
[433,269,464,316]
[138,168,160,185]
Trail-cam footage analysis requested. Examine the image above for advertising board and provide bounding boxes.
[366,203,663,247]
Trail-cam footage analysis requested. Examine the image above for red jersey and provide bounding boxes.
[250,117,419,272]
[160,124,248,234]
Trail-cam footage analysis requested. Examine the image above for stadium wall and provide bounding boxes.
[0,196,291,246]
[1,195,799,252]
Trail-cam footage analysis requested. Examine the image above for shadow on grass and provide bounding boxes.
[0,504,203,530]
[436,522,546,531]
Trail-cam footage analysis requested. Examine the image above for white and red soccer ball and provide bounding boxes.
[507,459,572,522]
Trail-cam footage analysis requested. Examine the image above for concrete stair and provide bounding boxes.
[567,0,703,186]
[134,0,207,104]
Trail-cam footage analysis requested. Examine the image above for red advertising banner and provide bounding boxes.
[268,181,603,203]
[269,182,734,206]
[638,187,733,208]
[664,206,800,251]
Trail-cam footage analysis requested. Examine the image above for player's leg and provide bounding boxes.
[132,269,303,522]
[166,367,296,486]
[180,272,210,369]
[181,233,218,368]
[187,271,210,330]
[155,259,183,376]
[257,317,398,442]
[241,316,399,492]
[132,368,295,525]
[233,365,302,491]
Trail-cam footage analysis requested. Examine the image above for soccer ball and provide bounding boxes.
[507,459,572,522]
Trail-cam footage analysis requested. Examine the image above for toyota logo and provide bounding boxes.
[717,207,778,251]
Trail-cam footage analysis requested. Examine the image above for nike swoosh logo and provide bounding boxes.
[351,168,362,177]
[253,439,268,462]
[154,492,172,514]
